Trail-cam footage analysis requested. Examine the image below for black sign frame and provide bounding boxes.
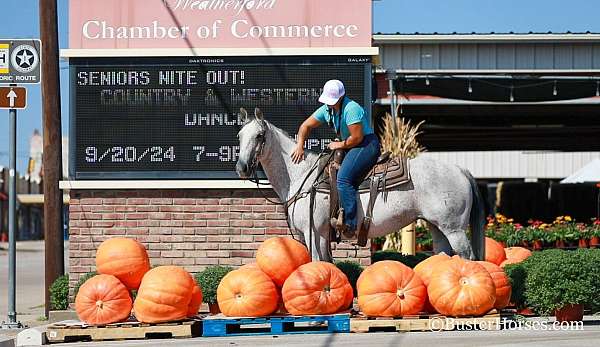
[69,55,372,180]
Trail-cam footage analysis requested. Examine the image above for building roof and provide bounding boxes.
[373,32,600,43]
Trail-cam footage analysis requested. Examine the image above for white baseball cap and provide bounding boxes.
[318,80,345,106]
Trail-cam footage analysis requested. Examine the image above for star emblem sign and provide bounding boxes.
[10,44,39,73]
[16,49,34,68]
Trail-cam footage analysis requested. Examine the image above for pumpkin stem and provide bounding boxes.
[323,285,331,293]
[96,300,103,309]
[396,289,405,300]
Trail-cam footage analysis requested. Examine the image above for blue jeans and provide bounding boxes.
[337,134,381,231]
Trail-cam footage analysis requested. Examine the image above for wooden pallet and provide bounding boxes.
[202,313,350,337]
[351,310,506,333]
[46,318,202,343]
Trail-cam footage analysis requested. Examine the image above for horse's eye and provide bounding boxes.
[257,133,264,139]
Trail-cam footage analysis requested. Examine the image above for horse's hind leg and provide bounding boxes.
[429,223,454,255]
[443,228,475,260]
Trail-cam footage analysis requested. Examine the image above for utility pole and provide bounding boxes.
[39,0,64,317]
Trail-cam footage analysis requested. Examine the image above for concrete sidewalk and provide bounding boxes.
[0,240,47,252]
[0,240,69,328]
[47,324,600,347]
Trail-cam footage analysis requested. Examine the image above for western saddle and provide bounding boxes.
[315,150,411,247]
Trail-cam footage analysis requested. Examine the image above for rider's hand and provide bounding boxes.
[328,141,344,151]
[291,145,305,164]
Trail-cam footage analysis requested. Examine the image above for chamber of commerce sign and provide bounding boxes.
[69,0,372,49]
[70,56,371,179]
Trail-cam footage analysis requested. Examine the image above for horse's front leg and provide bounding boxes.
[288,197,331,262]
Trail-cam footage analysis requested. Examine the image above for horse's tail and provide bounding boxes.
[461,168,485,260]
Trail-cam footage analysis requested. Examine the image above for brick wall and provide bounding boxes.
[68,189,371,297]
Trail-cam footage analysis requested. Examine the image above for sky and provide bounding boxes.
[0,0,599,173]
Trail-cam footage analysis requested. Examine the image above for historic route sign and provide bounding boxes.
[0,87,27,109]
[70,56,371,179]
[0,40,42,84]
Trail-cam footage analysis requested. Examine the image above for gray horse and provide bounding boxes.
[235,108,485,262]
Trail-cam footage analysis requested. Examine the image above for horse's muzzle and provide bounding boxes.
[236,161,250,178]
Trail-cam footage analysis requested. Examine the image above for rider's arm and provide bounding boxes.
[297,116,321,147]
[339,123,364,149]
[291,114,322,163]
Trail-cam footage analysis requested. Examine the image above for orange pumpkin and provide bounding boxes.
[413,252,451,313]
[217,268,279,317]
[341,283,354,311]
[75,274,133,325]
[96,238,150,290]
[428,256,496,316]
[477,261,512,309]
[500,247,532,267]
[357,261,426,317]
[485,237,507,266]
[134,266,196,323]
[239,263,260,271]
[187,284,203,317]
[256,237,311,287]
[282,262,352,315]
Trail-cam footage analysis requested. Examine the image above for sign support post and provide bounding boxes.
[1,85,22,329]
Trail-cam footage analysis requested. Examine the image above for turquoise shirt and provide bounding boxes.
[311,97,374,140]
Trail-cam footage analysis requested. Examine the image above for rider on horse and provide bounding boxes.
[291,79,381,239]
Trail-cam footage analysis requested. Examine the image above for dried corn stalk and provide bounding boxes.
[380,112,426,252]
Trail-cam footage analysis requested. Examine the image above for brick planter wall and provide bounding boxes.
[68,189,371,298]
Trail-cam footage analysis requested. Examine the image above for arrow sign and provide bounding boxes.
[7,89,17,107]
[0,86,26,109]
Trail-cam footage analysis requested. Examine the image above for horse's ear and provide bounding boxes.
[254,107,264,121]
[240,108,251,122]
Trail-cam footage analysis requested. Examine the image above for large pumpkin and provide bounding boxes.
[96,238,150,290]
[75,274,133,325]
[428,256,496,316]
[217,268,279,317]
[477,261,511,309]
[256,237,311,287]
[485,237,507,266]
[357,261,426,317]
[413,252,451,313]
[134,266,196,323]
[500,247,532,267]
[282,262,352,315]
[187,283,203,317]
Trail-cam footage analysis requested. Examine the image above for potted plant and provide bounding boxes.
[195,265,233,314]
[590,218,600,248]
[550,216,579,249]
[576,223,590,248]
[524,249,599,322]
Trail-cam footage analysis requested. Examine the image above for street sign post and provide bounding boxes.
[0,86,27,109]
[0,84,25,329]
[0,39,42,85]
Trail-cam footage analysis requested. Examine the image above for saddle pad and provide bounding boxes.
[316,157,410,194]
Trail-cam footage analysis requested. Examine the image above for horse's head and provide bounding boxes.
[236,107,267,179]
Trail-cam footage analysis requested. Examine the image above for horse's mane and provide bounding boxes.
[265,120,321,157]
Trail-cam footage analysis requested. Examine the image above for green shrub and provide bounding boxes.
[74,271,98,298]
[503,263,527,308]
[195,266,234,304]
[371,251,429,268]
[49,274,69,310]
[335,261,363,296]
[524,249,600,315]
